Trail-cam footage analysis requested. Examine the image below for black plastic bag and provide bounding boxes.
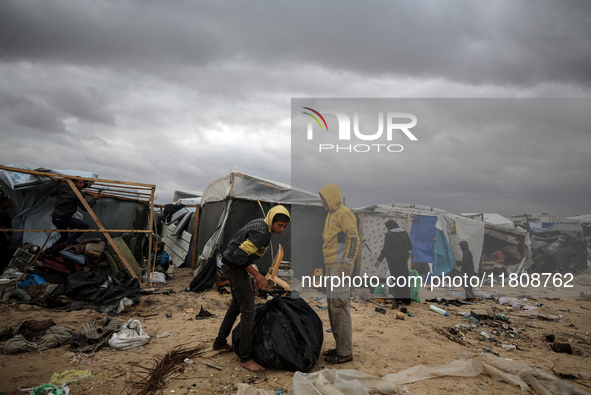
[232,296,323,372]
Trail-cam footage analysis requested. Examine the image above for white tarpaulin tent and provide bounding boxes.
[195,171,323,275]
[462,212,516,229]
[564,214,591,224]
[200,171,319,205]
[354,204,485,277]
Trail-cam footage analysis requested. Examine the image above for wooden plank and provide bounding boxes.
[66,179,141,284]
[1,228,151,233]
[145,187,155,284]
[0,165,154,189]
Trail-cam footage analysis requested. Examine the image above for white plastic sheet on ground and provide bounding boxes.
[108,318,150,350]
[235,352,590,395]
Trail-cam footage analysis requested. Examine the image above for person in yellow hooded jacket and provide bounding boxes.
[213,205,290,373]
[319,184,359,364]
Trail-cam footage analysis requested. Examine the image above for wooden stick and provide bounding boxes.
[0,165,154,188]
[0,228,151,233]
[66,179,141,284]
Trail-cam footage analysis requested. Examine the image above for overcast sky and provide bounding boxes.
[1,1,590,218]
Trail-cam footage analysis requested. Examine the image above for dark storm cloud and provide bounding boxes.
[0,0,590,212]
[1,1,590,88]
[0,92,66,133]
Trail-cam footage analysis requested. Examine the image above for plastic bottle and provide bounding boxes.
[429,305,449,316]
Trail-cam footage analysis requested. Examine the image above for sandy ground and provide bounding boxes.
[1,267,590,395]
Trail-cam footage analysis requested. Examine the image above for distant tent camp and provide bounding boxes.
[192,171,325,279]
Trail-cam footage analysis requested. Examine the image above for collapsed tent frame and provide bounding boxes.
[0,165,158,285]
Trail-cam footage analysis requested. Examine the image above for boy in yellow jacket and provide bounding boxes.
[319,184,359,364]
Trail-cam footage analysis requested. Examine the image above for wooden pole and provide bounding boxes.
[146,186,156,285]
[65,179,141,284]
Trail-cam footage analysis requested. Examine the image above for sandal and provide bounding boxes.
[324,354,353,364]
[322,349,337,357]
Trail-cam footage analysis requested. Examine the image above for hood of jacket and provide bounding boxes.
[460,240,469,251]
[319,184,343,212]
[263,205,291,232]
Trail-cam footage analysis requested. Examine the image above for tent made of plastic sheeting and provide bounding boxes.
[462,212,516,229]
[0,165,154,272]
[530,222,584,235]
[353,204,485,279]
[172,190,202,205]
[565,214,591,224]
[200,171,320,205]
[480,223,533,276]
[461,213,533,276]
[0,165,99,247]
[529,229,587,273]
[194,171,325,278]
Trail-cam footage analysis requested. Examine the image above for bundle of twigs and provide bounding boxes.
[129,343,207,394]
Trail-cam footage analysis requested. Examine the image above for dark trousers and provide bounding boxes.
[387,258,411,302]
[51,217,89,246]
[463,285,476,299]
[0,238,11,274]
[213,264,255,363]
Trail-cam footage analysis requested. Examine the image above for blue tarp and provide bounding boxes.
[409,215,437,263]
[433,228,455,275]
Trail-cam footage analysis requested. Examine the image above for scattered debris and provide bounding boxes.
[195,305,215,319]
[129,344,207,394]
[374,307,386,315]
[550,342,573,354]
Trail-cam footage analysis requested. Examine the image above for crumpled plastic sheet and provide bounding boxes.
[235,352,590,395]
[49,368,92,386]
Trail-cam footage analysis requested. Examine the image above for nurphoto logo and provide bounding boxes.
[302,107,418,153]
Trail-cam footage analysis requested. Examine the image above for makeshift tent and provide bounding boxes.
[0,164,156,282]
[353,204,485,279]
[529,221,583,235]
[529,229,586,273]
[463,213,533,275]
[193,171,325,278]
[564,214,591,224]
[462,213,515,229]
[0,165,99,248]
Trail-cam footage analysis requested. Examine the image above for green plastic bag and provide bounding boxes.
[409,269,421,303]
[31,383,69,395]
